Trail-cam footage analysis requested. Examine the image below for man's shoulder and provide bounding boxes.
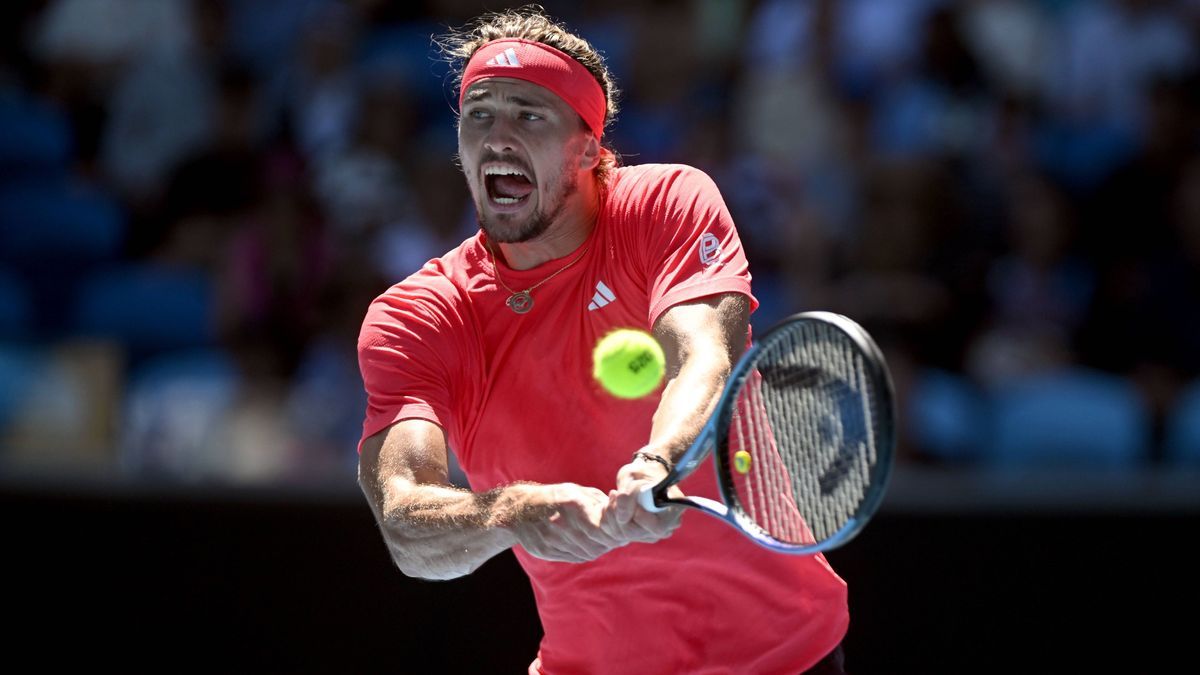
[612,162,713,189]
[364,234,484,329]
[608,163,721,205]
[605,163,724,221]
[392,233,484,290]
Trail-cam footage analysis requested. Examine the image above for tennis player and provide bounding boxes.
[357,9,848,674]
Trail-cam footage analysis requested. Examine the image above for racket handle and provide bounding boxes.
[637,485,665,513]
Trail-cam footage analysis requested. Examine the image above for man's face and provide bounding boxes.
[458,78,592,243]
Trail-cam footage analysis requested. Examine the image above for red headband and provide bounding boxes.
[459,39,606,138]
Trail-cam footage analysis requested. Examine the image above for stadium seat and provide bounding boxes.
[1164,381,1200,465]
[0,87,71,176]
[0,179,125,337]
[69,263,216,358]
[0,345,39,431]
[0,180,124,267]
[1033,119,1134,192]
[908,368,988,462]
[0,268,32,341]
[986,367,1151,467]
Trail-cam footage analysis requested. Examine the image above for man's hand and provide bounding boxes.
[602,453,684,544]
[511,483,630,563]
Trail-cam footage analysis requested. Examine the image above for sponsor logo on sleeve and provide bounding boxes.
[698,233,721,267]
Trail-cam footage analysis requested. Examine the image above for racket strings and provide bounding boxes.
[728,322,882,545]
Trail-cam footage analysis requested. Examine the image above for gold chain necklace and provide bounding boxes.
[488,240,592,314]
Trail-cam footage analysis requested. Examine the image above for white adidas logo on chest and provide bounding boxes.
[587,280,616,311]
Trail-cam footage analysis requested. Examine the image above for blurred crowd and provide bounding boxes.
[0,0,1198,486]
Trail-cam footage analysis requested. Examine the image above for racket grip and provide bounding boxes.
[637,485,665,513]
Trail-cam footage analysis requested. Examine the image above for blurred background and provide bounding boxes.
[1,0,1198,672]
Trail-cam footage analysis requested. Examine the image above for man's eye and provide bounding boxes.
[469,110,492,120]
[520,112,543,121]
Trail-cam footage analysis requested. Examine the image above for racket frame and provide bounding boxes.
[638,311,896,554]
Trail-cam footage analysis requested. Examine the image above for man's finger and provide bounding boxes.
[601,491,633,541]
[566,497,627,552]
[549,508,607,559]
[523,524,586,562]
[612,487,641,524]
[630,504,682,539]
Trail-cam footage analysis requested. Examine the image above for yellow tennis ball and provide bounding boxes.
[734,450,752,474]
[592,329,666,399]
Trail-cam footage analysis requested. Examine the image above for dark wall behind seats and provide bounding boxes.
[4,488,1193,673]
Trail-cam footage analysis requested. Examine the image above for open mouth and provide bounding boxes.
[484,164,535,206]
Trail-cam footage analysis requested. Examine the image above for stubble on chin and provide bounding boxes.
[478,208,552,244]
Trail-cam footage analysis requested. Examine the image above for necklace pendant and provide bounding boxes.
[507,291,534,314]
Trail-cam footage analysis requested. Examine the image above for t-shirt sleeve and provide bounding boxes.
[640,165,758,324]
[356,277,460,452]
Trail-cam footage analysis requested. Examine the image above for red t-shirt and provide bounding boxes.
[359,164,849,674]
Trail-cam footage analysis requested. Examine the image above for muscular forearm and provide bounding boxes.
[372,480,553,580]
[645,294,749,465]
[645,345,731,464]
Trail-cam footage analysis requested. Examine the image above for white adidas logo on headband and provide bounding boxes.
[485,47,522,67]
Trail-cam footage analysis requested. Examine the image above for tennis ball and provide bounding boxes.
[734,450,752,474]
[592,329,666,399]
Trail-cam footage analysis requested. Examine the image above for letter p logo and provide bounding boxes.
[698,233,720,267]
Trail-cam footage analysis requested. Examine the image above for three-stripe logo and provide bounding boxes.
[587,281,616,311]
[485,48,522,67]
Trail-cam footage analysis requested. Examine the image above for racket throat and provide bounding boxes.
[639,486,729,518]
[678,495,728,517]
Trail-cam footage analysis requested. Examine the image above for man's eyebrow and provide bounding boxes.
[463,89,551,109]
[507,95,550,109]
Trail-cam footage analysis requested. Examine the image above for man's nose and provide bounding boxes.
[483,115,517,154]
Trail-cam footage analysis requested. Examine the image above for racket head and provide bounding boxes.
[710,311,896,554]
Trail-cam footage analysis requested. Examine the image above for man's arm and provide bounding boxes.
[645,292,750,465]
[603,292,750,539]
[359,418,627,580]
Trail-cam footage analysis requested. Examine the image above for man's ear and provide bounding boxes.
[579,133,601,171]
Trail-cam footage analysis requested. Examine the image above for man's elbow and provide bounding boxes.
[390,550,473,581]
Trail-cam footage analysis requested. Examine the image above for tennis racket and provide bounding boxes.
[638,311,895,554]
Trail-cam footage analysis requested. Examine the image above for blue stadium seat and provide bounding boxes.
[0,180,125,338]
[0,268,32,341]
[1033,119,1135,192]
[1164,381,1200,465]
[0,180,124,267]
[0,345,40,431]
[69,263,216,357]
[986,368,1151,467]
[908,368,988,462]
[0,87,72,176]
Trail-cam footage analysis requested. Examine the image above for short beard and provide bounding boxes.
[477,162,579,244]
[479,205,555,244]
